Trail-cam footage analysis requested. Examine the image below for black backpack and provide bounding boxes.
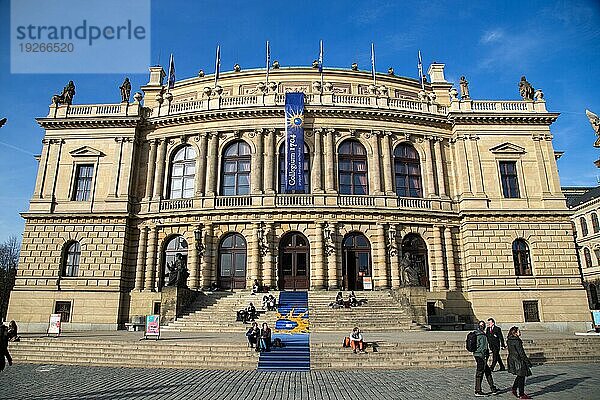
[466,330,478,352]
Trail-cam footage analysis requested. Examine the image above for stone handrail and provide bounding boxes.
[48,102,142,118]
[397,197,432,209]
[275,194,315,206]
[159,198,193,211]
[451,99,547,113]
[338,195,376,207]
[215,195,252,208]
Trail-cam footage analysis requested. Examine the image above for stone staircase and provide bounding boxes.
[161,291,280,333]
[9,337,258,370]
[308,290,425,332]
[311,337,600,370]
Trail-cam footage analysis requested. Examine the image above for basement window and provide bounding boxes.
[55,301,72,323]
[523,300,540,322]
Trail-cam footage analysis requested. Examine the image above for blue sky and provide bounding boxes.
[0,0,599,242]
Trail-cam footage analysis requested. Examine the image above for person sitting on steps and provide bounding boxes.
[246,302,258,322]
[252,279,260,295]
[349,291,358,307]
[267,295,277,311]
[350,327,365,353]
[245,322,260,349]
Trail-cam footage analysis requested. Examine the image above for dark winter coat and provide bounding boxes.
[473,330,489,359]
[486,325,505,349]
[507,336,532,377]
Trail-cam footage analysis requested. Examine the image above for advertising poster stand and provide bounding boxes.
[143,314,160,340]
[47,314,61,337]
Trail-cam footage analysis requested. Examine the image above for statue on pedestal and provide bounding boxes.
[52,80,76,105]
[166,253,189,288]
[459,76,470,100]
[119,77,131,103]
[586,109,600,148]
[518,76,534,100]
[400,253,420,286]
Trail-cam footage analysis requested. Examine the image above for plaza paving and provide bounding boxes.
[0,362,598,400]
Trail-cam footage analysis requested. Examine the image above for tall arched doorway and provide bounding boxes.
[342,232,372,291]
[278,232,310,290]
[218,233,247,290]
[401,233,429,288]
[163,235,188,287]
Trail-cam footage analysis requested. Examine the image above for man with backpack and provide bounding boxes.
[467,320,500,396]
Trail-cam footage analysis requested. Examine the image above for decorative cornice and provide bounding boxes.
[36,116,142,129]
[448,112,559,126]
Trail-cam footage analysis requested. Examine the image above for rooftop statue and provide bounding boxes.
[459,76,470,100]
[119,77,131,103]
[52,80,76,105]
[518,76,534,100]
[586,109,600,147]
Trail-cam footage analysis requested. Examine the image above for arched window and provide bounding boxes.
[62,241,81,277]
[338,140,368,195]
[512,239,532,276]
[580,217,589,236]
[218,233,247,289]
[163,235,188,287]
[592,213,599,233]
[169,145,196,199]
[278,143,310,193]
[221,141,251,196]
[393,143,423,197]
[584,247,593,269]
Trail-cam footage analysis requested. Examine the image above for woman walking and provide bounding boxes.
[507,326,533,399]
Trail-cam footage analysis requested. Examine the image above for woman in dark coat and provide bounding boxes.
[506,326,533,399]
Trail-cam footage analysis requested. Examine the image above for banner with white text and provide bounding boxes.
[284,92,305,193]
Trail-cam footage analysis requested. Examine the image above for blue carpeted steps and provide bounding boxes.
[257,291,310,372]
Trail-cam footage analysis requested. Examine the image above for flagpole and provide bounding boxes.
[214,45,221,87]
[319,40,324,87]
[418,50,425,91]
[167,53,175,92]
[266,40,270,84]
[371,42,376,86]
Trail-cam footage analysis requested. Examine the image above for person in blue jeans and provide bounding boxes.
[474,320,500,397]
[258,322,271,352]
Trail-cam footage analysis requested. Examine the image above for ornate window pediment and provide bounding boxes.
[489,142,526,155]
[69,146,105,157]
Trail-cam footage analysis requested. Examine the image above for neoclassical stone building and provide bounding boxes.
[8,61,591,331]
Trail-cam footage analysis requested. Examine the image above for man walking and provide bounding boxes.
[487,318,506,372]
[0,322,13,372]
[474,320,500,396]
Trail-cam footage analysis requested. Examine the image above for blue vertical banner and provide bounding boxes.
[285,92,305,193]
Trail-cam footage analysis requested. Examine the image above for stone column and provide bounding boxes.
[262,223,275,288]
[201,223,214,289]
[381,132,394,195]
[434,138,447,197]
[145,226,158,291]
[532,135,551,195]
[432,225,446,290]
[444,226,457,290]
[370,133,383,195]
[145,139,157,202]
[453,136,473,196]
[312,222,325,289]
[196,134,208,196]
[251,130,264,194]
[424,137,436,197]
[118,138,135,197]
[374,223,389,288]
[312,129,324,193]
[188,224,202,290]
[326,222,338,289]
[467,136,485,195]
[134,226,148,291]
[206,133,219,196]
[248,223,260,287]
[152,139,167,200]
[389,224,401,289]
[33,139,51,198]
[324,129,336,193]
[264,129,276,194]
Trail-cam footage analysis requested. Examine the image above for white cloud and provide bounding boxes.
[480,29,504,44]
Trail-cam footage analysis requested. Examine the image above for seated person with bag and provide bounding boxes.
[350,327,365,353]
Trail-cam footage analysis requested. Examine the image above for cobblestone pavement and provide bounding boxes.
[0,363,598,400]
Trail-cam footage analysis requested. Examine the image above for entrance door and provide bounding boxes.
[279,232,310,290]
[342,233,371,290]
[218,233,247,290]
